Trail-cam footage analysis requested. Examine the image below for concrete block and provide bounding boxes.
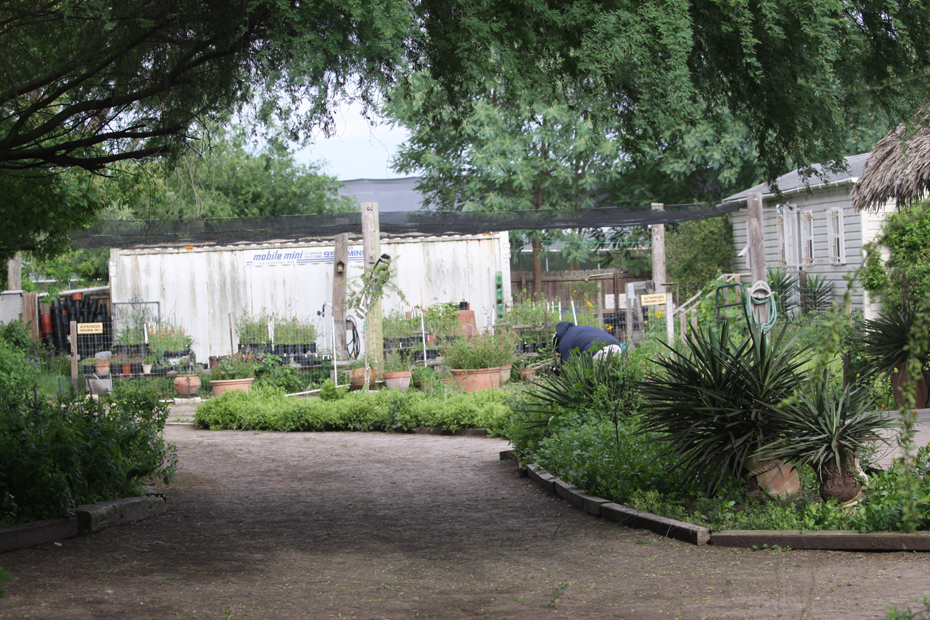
[711,530,930,551]
[499,449,516,460]
[75,496,166,534]
[0,517,79,553]
[553,479,575,502]
[600,502,710,546]
[570,490,610,516]
[526,464,556,495]
[454,428,488,437]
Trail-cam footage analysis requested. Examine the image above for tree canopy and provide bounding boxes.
[2,0,930,261]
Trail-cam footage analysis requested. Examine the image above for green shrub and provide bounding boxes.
[0,384,177,525]
[195,386,514,435]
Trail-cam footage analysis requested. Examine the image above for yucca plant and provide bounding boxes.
[758,370,897,502]
[767,266,797,317]
[638,318,810,492]
[799,274,835,315]
[859,304,930,407]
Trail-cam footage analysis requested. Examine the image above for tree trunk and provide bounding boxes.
[819,455,862,503]
[532,235,543,299]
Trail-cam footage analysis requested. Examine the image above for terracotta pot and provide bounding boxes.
[210,377,255,397]
[93,360,110,377]
[891,363,930,408]
[349,366,377,388]
[499,364,512,386]
[383,371,412,392]
[121,364,131,375]
[519,367,537,382]
[174,374,202,396]
[450,367,502,392]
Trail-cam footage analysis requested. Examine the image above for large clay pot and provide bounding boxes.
[891,363,930,408]
[210,377,255,397]
[174,374,202,396]
[450,367,502,392]
[349,366,377,388]
[499,364,512,386]
[383,371,412,392]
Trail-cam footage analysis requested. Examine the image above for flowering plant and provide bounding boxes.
[148,321,193,352]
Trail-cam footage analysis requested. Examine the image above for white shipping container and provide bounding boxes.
[109,233,512,361]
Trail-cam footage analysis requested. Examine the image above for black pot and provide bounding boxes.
[82,364,95,376]
[113,344,132,357]
[130,363,143,375]
[111,364,122,377]
[151,366,170,376]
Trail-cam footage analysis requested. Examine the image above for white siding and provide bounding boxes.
[730,183,876,312]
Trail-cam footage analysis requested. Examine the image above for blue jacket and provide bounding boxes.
[554,321,620,363]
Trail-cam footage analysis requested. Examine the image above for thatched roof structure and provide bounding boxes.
[852,119,930,212]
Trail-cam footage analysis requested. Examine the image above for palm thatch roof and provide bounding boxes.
[852,119,930,212]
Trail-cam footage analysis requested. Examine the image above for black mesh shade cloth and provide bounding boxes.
[70,200,746,248]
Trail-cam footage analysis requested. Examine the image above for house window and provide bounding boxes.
[781,205,800,268]
[800,210,815,265]
[827,207,845,265]
[775,214,785,265]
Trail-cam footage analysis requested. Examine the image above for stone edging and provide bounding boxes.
[502,451,930,551]
[0,496,166,554]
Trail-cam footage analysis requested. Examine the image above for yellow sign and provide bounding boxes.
[640,293,667,306]
[77,322,103,335]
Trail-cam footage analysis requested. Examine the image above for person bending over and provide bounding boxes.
[552,321,622,364]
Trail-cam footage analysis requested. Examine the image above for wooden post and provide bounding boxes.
[70,320,78,390]
[747,192,768,325]
[651,203,666,295]
[7,253,21,291]
[332,229,349,358]
[360,202,383,384]
[665,292,675,342]
[22,292,39,342]
[597,281,604,327]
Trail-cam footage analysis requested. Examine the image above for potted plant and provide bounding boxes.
[273,316,318,355]
[441,329,517,392]
[209,352,259,397]
[173,365,203,397]
[758,370,897,502]
[858,305,930,408]
[382,354,412,392]
[149,319,194,359]
[237,310,270,353]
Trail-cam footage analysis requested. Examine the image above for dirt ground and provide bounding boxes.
[4,426,930,620]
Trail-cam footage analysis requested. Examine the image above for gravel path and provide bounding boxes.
[3,425,930,619]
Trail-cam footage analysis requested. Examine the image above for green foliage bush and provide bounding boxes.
[195,386,514,436]
[0,384,177,525]
[861,200,930,311]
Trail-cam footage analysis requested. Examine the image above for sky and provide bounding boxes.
[294,102,410,181]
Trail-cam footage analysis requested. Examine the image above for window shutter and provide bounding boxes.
[828,207,845,265]
[801,210,814,265]
[784,207,799,267]
[775,214,785,265]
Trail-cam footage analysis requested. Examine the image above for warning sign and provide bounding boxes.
[640,294,667,306]
[77,322,103,334]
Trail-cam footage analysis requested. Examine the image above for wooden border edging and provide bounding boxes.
[710,530,930,551]
[0,496,166,554]
[514,460,930,550]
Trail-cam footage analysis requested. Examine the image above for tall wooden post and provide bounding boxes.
[7,253,21,291]
[747,192,768,325]
[651,203,666,294]
[360,202,383,383]
[70,320,78,391]
[332,229,349,358]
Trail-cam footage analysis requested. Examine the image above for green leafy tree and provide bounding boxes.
[667,219,734,301]
[3,0,930,261]
[388,73,625,291]
[860,200,930,311]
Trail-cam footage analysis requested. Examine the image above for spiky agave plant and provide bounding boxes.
[759,370,897,502]
[638,319,810,492]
